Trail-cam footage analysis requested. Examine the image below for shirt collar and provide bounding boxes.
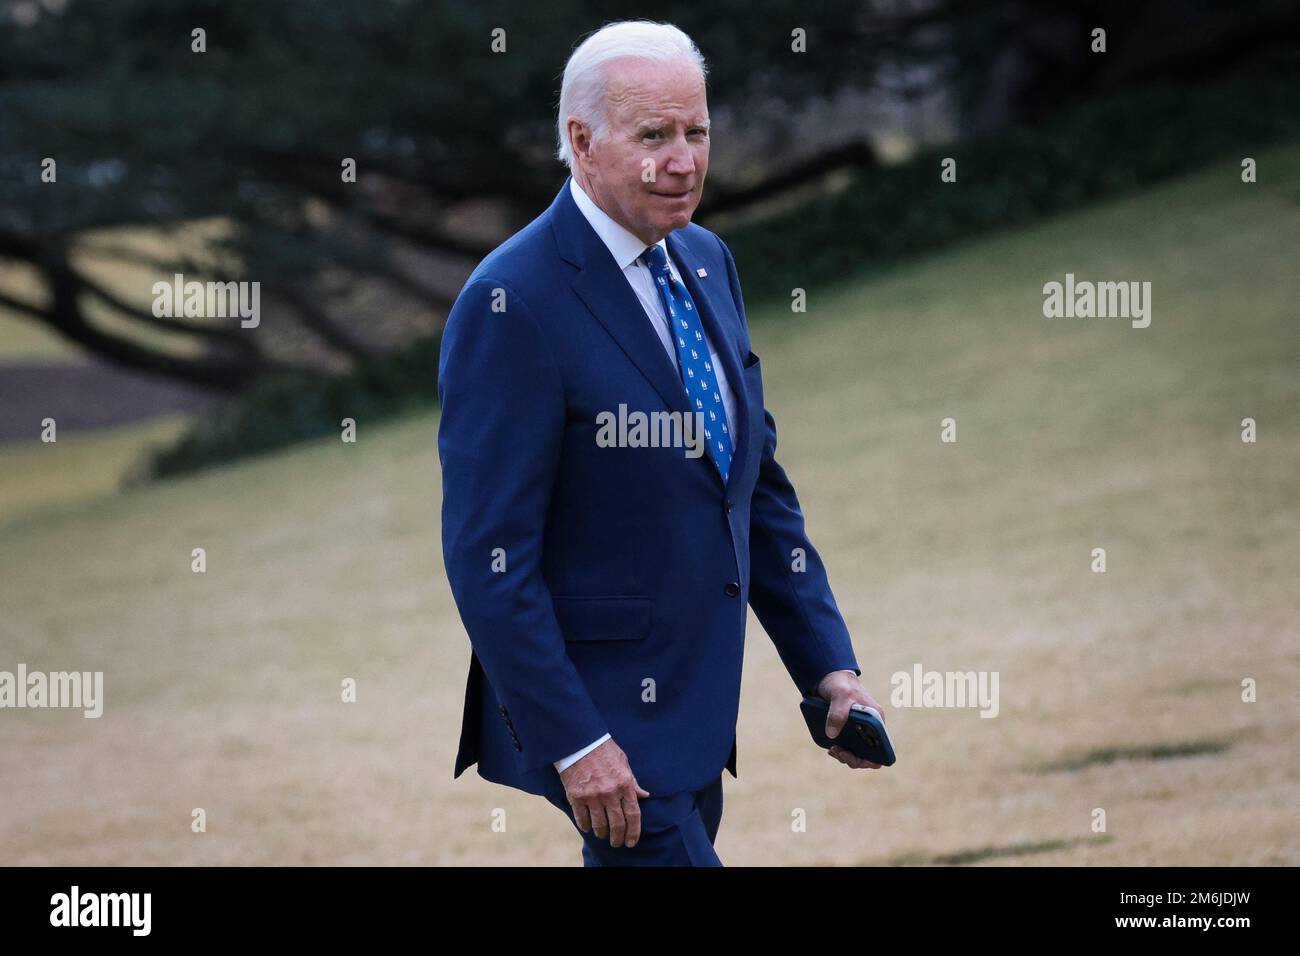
[569,177,668,271]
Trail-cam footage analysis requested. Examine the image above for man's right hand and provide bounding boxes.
[558,738,650,848]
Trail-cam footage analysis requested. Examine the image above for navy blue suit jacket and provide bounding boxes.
[438,176,860,798]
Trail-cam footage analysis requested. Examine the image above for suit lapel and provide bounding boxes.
[570,268,693,421]
[554,183,693,420]
[551,178,750,490]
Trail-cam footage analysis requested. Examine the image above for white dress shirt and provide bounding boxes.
[553,178,739,774]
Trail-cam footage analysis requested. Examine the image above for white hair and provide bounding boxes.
[555,20,708,170]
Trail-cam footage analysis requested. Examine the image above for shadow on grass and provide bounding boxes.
[1031,737,1240,774]
[875,835,1115,866]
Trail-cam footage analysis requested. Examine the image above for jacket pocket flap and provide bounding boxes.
[552,595,652,642]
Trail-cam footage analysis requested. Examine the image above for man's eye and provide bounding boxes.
[642,129,706,141]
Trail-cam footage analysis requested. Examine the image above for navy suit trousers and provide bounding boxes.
[542,776,725,866]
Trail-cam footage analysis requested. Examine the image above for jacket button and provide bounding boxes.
[725,499,734,513]
[724,581,741,598]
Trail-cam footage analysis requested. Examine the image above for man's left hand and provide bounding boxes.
[815,669,888,770]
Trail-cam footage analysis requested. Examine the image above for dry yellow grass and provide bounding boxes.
[0,415,190,524]
[1,151,1297,865]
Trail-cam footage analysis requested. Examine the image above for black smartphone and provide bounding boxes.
[800,696,897,766]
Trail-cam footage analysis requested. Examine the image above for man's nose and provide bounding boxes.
[660,136,697,177]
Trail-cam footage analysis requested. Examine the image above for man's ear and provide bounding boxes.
[567,117,589,164]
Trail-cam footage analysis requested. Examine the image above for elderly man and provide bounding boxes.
[438,19,887,867]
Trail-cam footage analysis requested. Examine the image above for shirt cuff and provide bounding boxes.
[553,733,611,772]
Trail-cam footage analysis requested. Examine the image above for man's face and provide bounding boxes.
[569,56,710,246]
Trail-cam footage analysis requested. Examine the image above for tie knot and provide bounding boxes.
[641,243,670,274]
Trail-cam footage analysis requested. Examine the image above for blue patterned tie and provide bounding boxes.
[641,243,734,482]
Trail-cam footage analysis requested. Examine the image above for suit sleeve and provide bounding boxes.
[438,277,610,773]
[716,238,862,697]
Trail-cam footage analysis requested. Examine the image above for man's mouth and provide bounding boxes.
[653,189,691,199]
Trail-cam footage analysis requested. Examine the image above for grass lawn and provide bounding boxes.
[1,146,1296,865]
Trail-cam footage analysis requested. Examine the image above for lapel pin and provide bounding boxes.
[697,268,708,278]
